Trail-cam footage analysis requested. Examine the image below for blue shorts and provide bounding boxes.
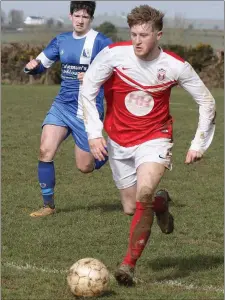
[42,102,103,152]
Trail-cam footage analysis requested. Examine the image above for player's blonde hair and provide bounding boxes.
[127,5,164,31]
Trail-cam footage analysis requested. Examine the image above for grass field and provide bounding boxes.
[2,85,224,300]
[2,27,224,49]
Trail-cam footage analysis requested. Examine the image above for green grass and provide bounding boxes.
[2,29,61,45]
[117,28,224,49]
[2,27,224,49]
[2,85,224,300]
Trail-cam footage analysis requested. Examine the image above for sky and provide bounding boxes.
[1,1,224,20]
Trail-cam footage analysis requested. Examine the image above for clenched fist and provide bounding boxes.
[185,150,203,164]
[25,59,41,71]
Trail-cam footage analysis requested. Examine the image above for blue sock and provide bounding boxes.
[94,156,108,170]
[38,161,55,208]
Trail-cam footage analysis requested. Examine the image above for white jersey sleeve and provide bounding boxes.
[82,46,114,139]
[178,62,216,154]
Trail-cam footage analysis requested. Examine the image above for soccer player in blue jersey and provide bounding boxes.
[24,1,112,217]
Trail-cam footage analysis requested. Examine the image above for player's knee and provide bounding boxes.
[123,208,135,216]
[121,201,136,216]
[77,163,94,174]
[120,192,136,215]
[138,186,154,203]
[39,146,54,161]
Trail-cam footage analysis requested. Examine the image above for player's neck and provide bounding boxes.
[141,46,161,62]
[73,27,92,39]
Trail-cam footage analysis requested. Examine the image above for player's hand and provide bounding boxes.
[185,150,203,164]
[89,137,108,161]
[77,72,85,83]
[25,59,41,70]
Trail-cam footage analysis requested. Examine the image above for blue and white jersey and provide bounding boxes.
[28,29,112,119]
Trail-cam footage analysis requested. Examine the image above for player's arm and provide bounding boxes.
[178,62,216,164]
[24,37,60,75]
[82,46,114,160]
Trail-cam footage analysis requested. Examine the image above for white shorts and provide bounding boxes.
[107,137,173,190]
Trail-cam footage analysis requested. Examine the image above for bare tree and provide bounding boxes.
[8,9,24,27]
[173,13,186,29]
[46,18,54,28]
[173,13,186,45]
[56,19,64,29]
[1,10,6,25]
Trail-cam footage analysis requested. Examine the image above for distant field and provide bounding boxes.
[2,28,62,45]
[118,28,224,49]
[2,85,224,300]
[2,27,224,49]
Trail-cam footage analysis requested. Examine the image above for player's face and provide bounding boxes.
[130,23,162,60]
[70,9,92,35]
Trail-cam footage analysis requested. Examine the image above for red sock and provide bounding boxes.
[122,201,154,267]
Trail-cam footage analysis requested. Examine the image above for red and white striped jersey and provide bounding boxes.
[82,41,216,153]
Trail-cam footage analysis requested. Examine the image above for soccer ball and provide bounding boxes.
[67,258,110,297]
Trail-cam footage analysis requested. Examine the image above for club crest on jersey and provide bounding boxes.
[82,48,91,58]
[157,68,166,81]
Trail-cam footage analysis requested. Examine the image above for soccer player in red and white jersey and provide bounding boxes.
[81,5,216,286]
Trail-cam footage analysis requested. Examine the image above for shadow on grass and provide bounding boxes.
[148,254,224,280]
[75,290,117,299]
[57,202,122,214]
[98,290,117,298]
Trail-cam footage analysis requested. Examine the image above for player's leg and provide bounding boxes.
[115,162,166,286]
[115,138,174,285]
[74,145,95,173]
[30,125,68,217]
[134,138,174,234]
[118,185,173,222]
[71,117,108,173]
[107,139,138,285]
[144,138,174,234]
[108,138,172,217]
[75,145,108,173]
[30,107,69,217]
[38,124,68,204]
[119,185,137,216]
[107,137,137,215]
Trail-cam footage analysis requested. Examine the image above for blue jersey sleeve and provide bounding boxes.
[42,37,60,63]
[24,37,60,75]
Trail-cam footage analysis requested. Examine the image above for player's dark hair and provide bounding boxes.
[70,1,96,18]
[127,5,164,31]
